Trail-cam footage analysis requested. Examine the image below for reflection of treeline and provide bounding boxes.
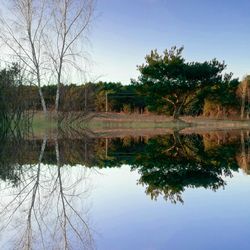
[0,133,246,169]
[1,132,250,202]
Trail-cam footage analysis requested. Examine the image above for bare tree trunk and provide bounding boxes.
[247,89,250,119]
[38,87,47,115]
[55,139,60,167]
[241,130,247,171]
[55,84,60,112]
[47,0,94,114]
[241,82,247,119]
[241,95,245,119]
[55,47,63,113]
[85,83,88,112]
[0,0,49,117]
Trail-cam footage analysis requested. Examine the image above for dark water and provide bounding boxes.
[0,130,250,250]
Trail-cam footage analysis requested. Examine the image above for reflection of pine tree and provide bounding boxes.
[132,133,239,204]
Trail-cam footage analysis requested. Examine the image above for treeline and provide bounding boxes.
[20,46,250,119]
[3,47,250,119]
[21,82,147,113]
[23,79,247,119]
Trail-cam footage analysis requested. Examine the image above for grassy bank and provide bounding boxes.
[87,112,250,130]
[31,111,250,131]
[88,113,187,129]
[26,111,250,140]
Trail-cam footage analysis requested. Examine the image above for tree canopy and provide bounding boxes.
[133,46,239,118]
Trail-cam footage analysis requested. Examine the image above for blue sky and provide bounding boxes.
[89,0,250,84]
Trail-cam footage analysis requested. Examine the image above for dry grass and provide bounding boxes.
[31,111,250,137]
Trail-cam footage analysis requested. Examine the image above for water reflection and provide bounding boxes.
[0,129,250,248]
[0,134,94,250]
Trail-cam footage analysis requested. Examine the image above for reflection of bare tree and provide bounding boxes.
[0,136,94,250]
[236,130,250,175]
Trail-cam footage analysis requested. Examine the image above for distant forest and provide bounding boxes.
[1,47,250,119]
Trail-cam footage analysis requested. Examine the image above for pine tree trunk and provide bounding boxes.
[173,106,179,120]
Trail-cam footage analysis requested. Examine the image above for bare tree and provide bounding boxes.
[237,75,250,119]
[0,0,51,116]
[45,0,95,112]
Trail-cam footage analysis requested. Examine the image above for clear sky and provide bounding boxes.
[89,0,250,84]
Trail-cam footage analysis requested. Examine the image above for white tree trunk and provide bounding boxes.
[55,84,60,112]
[241,83,247,119]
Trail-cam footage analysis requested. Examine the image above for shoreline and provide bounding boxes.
[32,111,250,129]
[28,111,250,139]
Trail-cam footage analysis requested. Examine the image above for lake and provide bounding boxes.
[0,129,250,250]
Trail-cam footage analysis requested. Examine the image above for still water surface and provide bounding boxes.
[0,130,250,250]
